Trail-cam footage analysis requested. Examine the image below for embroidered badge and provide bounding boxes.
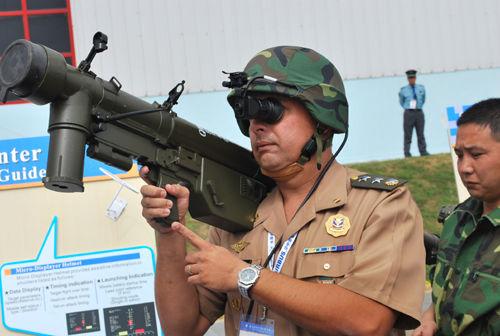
[231,298,242,312]
[231,240,250,253]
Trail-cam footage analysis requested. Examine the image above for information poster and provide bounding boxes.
[0,135,139,190]
[1,217,160,335]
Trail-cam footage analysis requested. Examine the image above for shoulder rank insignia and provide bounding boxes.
[351,174,407,191]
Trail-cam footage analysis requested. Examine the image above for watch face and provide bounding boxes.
[240,268,257,284]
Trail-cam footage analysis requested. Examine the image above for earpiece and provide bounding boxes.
[300,137,317,160]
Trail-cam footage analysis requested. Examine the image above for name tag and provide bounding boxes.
[239,315,275,336]
[410,99,417,109]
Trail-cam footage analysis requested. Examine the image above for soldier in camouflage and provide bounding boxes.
[140,46,425,335]
[414,99,500,336]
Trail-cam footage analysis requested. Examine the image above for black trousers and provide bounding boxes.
[403,109,427,155]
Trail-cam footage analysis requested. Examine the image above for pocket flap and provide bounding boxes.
[237,247,262,265]
[296,252,353,279]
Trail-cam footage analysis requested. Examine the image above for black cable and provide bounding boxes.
[244,129,349,318]
[100,107,167,122]
[99,80,185,122]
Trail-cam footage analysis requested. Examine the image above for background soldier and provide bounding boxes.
[399,69,430,157]
[414,98,500,335]
[141,46,425,335]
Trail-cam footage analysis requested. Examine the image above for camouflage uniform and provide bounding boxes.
[431,197,500,335]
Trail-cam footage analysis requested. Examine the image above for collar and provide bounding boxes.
[253,161,349,239]
[484,206,500,227]
[455,197,500,228]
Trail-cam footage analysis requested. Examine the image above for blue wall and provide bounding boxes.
[1,67,499,164]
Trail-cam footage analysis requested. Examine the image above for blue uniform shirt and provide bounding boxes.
[399,84,426,109]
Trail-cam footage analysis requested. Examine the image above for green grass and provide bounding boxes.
[186,153,459,239]
[349,153,458,234]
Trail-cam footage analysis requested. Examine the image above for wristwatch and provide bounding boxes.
[238,264,263,299]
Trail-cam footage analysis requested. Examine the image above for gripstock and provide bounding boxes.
[0,33,274,232]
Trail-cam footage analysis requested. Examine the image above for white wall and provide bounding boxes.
[70,0,500,97]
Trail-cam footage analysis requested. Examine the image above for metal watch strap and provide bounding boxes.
[238,264,263,299]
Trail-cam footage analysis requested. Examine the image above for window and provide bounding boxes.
[0,0,75,104]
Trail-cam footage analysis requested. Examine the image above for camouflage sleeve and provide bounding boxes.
[429,264,436,284]
[431,201,500,335]
[196,227,227,324]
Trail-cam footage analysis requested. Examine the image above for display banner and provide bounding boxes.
[1,217,160,335]
[0,136,139,190]
[445,105,471,202]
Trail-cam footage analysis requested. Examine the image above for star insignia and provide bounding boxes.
[385,178,400,186]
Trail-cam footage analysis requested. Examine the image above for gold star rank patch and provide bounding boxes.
[351,174,406,191]
[325,214,350,237]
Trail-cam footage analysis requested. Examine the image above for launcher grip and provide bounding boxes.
[154,194,179,228]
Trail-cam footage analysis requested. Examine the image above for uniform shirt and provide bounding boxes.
[431,198,500,335]
[197,162,426,335]
[399,84,426,109]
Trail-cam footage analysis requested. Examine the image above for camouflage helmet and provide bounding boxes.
[228,46,348,135]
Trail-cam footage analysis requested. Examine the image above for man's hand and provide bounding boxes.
[171,222,248,292]
[139,166,190,233]
[412,321,437,336]
[412,305,437,336]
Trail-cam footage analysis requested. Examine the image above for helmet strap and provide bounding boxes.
[260,128,330,181]
[313,130,324,170]
[260,163,304,182]
[302,127,332,171]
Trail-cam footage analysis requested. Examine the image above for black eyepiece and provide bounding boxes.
[246,96,284,124]
[230,95,284,126]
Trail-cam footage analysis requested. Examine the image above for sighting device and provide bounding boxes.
[223,71,286,136]
[0,32,274,232]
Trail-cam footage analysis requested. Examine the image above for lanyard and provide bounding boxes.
[267,232,297,273]
[243,150,342,320]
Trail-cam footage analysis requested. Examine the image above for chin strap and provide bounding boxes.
[313,130,324,170]
[261,129,332,181]
[260,162,304,182]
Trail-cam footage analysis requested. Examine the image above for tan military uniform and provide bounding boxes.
[197,161,425,335]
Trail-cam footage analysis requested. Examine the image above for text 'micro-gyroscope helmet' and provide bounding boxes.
[227,46,349,138]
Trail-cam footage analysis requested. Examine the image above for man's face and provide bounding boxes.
[455,123,500,204]
[407,77,416,85]
[248,97,315,172]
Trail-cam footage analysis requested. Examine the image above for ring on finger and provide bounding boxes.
[186,264,193,276]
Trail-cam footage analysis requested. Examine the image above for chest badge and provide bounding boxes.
[231,240,250,253]
[325,214,350,237]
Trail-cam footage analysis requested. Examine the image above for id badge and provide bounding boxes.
[409,99,417,109]
[239,314,275,336]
